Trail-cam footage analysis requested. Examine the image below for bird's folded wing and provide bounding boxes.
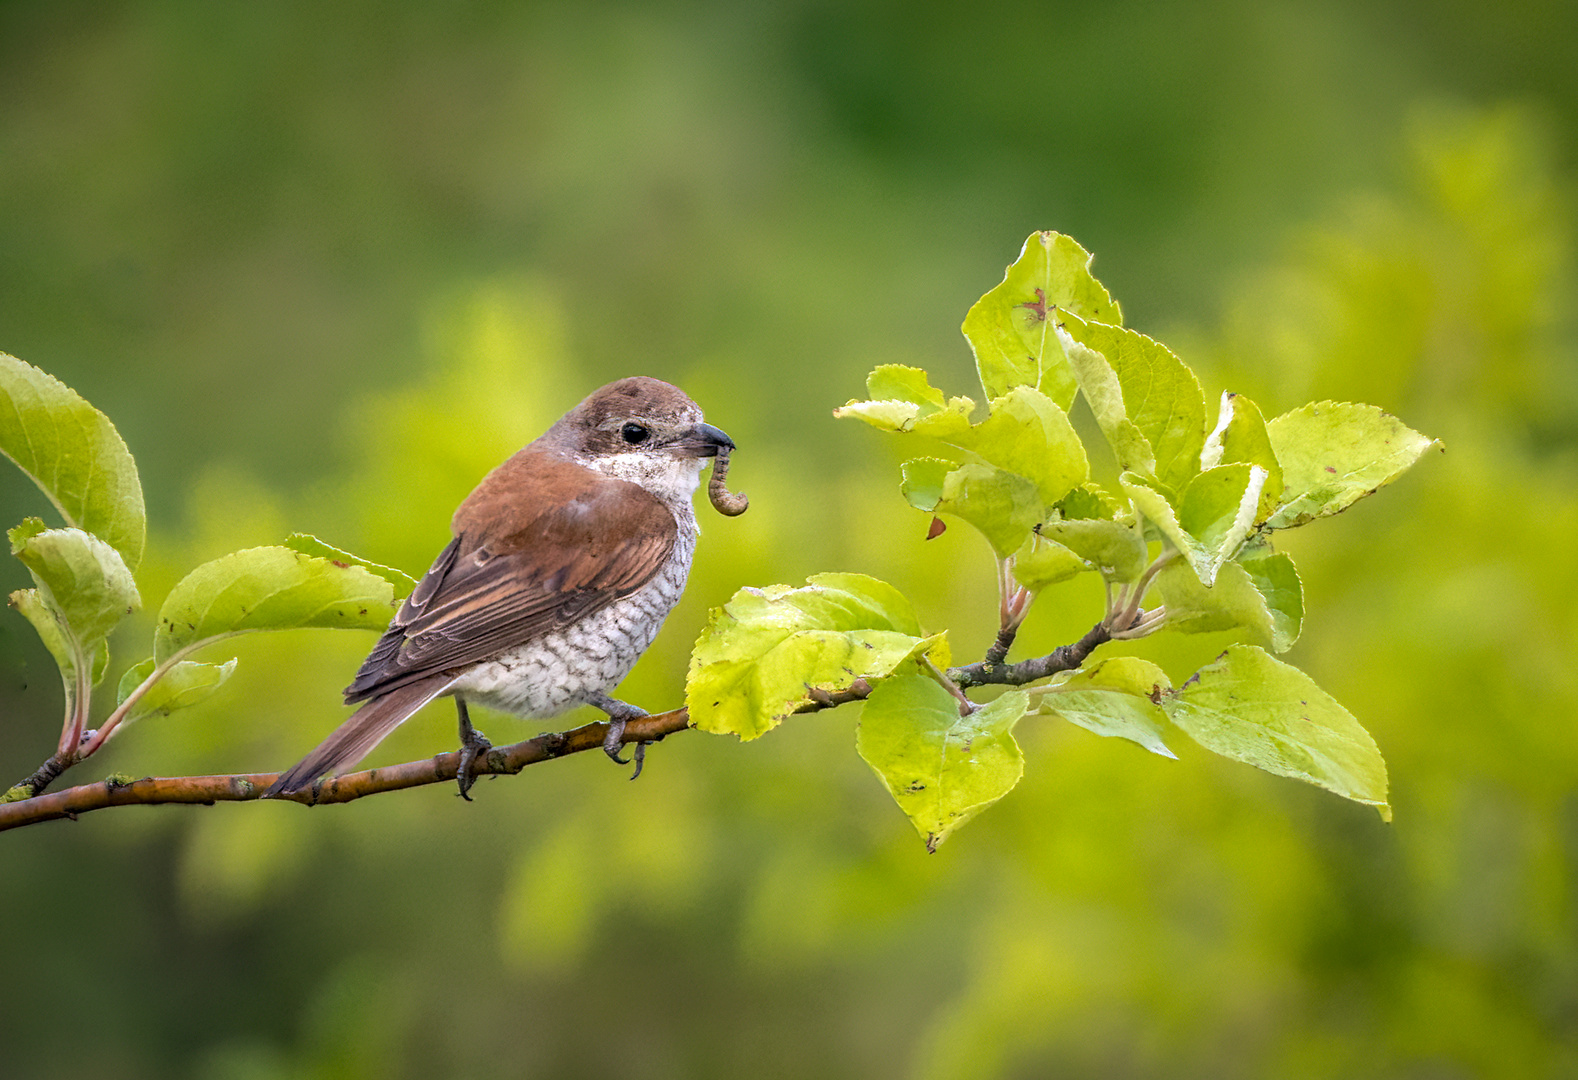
[345,462,677,702]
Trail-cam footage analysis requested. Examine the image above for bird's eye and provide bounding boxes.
[621,422,650,445]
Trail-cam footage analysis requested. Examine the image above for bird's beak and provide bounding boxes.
[670,422,736,458]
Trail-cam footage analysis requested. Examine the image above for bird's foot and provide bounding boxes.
[589,693,650,779]
[455,698,492,801]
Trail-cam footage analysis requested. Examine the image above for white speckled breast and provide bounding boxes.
[447,464,702,719]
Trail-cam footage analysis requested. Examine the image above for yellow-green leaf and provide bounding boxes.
[902,460,1043,558]
[1162,645,1390,818]
[10,519,140,647]
[115,655,237,725]
[687,574,946,741]
[962,231,1122,408]
[1265,401,1440,529]
[1037,657,1176,758]
[0,353,146,570]
[284,533,418,594]
[1202,392,1284,521]
[857,672,1029,851]
[1057,310,1207,494]
[155,546,400,663]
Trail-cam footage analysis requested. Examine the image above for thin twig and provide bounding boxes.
[948,620,1112,688]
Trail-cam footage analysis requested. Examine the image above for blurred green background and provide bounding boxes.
[3,1,1576,1076]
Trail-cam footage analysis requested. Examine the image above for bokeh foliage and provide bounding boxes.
[3,1,1577,1078]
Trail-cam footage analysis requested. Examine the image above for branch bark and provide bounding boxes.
[0,707,693,833]
[0,620,1112,834]
[947,620,1111,688]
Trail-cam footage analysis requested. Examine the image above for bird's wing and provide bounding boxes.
[344,457,677,702]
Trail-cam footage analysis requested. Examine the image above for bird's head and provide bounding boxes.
[547,376,735,503]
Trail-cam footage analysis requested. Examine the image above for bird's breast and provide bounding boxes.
[447,518,698,718]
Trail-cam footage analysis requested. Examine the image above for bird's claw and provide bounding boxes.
[594,697,652,779]
[455,699,491,801]
[456,729,492,801]
[602,717,631,765]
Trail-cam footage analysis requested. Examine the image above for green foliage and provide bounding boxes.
[1153,553,1303,651]
[838,370,1088,557]
[961,231,1122,408]
[1058,311,1207,495]
[795,230,1431,843]
[115,656,237,727]
[154,546,401,663]
[857,671,1029,852]
[0,353,146,571]
[0,355,407,762]
[1026,506,1147,588]
[858,669,1028,858]
[7,517,135,725]
[1162,645,1391,819]
[282,533,420,593]
[1034,657,1176,759]
[900,459,1043,558]
[1264,401,1443,529]
[687,573,948,740]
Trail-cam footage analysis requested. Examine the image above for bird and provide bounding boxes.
[266,376,735,798]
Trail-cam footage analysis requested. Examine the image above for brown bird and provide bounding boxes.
[266,377,734,798]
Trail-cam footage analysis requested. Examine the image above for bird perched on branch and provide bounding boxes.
[266,377,738,798]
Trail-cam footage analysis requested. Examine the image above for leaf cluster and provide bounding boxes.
[688,232,1438,847]
[0,354,410,801]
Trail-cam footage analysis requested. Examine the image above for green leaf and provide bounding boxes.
[155,546,401,664]
[962,231,1122,408]
[1152,538,1302,653]
[9,587,76,691]
[839,378,1085,514]
[283,533,418,594]
[865,364,948,410]
[1034,515,1148,586]
[7,589,111,710]
[1265,401,1440,529]
[115,655,237,725]
[1123,467,1265,587]
[89,638,111,687]
[1202,392,1284,521]
[856,672,1029,851]
[1011,534,1089,592]
[1177,463,1267,581]
[0,353,147,570]
[1120,470,1205,566]
[966,386,1088,507]
[833,366,977,441]
[1037,657,1176,758]
[899,457,951,512]
[902,460,1042,558]
[1155,559,1280,647]
[1056,310,1207,494]
[1057,484,1124,521]
[1238,545,1303,651]
[687,573,948,741]
[10,519,140,647]
[1162,645,1390,818]
[1061,334,1156,479]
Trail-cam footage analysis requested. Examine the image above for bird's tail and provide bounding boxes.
[265,674,457,796]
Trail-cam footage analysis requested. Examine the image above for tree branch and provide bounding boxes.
[0,615,1122,834]
[1,707,691,833]
[947,620,1111,688]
